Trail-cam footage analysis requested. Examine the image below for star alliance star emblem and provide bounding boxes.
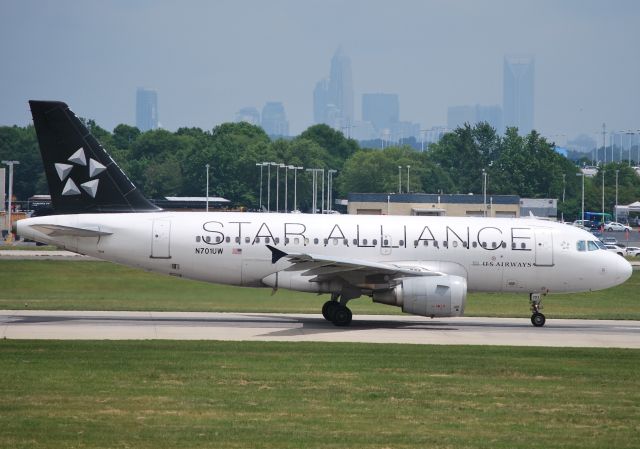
[56,147,106,197]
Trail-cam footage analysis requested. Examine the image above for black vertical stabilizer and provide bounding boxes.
[29,100,161,214]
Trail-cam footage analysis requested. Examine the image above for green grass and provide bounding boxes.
[0,341,638,449]
[0,260,639,319]
[0,244,59,250]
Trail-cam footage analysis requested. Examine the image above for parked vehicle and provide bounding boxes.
[572,219,593,229]
[602,237,618,245]
[604,222,633,232]
[604,244,625,256]
[625,246,640,257]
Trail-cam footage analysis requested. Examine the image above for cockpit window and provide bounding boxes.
[595,240,606,250]
[576,241,586,252]
[587,241,599,251]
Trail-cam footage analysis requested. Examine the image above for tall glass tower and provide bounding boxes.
[503,55,534,135]
[328,47,354,127]
[136,88,158,132]
[313,48,354,129]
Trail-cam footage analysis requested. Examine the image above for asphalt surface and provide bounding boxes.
[2,311,639,348]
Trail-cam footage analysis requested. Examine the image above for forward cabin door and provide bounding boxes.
[151,219,171,259]
[534,228,553,266]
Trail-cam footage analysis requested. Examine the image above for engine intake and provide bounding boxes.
[372,275,467,318]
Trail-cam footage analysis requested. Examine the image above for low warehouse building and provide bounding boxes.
[347,193,520,217]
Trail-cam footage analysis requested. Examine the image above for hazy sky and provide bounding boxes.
[1,0,639,141]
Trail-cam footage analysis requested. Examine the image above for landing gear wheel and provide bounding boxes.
[531,312,546,327]
[529,293,546,327]
[322,301,339,321]
[332,306,352,327]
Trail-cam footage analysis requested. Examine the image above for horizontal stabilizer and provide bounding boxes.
[30,224,113,237]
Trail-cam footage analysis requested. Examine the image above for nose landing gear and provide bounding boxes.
[529,293,546,327]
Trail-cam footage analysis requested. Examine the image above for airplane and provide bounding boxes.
[16,101,633,327]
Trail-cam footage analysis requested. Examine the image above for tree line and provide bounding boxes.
[1,119,639,220]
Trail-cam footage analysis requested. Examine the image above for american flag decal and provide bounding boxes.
[232,248,242,255]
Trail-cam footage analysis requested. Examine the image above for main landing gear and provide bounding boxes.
[529,293,546,327]
[322,293,353,327]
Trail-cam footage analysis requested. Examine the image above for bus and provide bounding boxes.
[584,212,613,227]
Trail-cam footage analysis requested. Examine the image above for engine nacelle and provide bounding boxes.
[372,275,467,318]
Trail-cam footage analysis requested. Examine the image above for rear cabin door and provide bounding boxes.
[534,228,553,266]
[150,219,171,259]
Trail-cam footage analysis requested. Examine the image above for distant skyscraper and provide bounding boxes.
[503,55,534,134]
[135,88,158,132]
[261,102,289,137]
[447,104,503,132]
[313,79,329,124]
[313,47,354,130]
[362,93,399,132]
[235,107,260,126]
[328,48,354,126]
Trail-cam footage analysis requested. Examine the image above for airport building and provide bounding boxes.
[346,193,521,217]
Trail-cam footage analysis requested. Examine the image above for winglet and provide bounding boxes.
[266,245,287,264]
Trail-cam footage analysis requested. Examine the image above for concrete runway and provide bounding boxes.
[2,310,639,348]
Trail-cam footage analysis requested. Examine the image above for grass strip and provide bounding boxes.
[0,260,638,319]
[1,341,639,449]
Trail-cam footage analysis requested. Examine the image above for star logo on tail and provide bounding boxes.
[56,147,106,197]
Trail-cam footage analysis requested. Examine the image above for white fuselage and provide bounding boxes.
[17,212,632,295]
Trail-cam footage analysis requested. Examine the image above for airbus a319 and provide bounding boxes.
[16,101,633,327]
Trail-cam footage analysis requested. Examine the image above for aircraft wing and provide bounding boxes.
[266,245,442,281]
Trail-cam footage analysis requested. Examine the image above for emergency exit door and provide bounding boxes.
[534,228,553,266]
[151,219,171,259]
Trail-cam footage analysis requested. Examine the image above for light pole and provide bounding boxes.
[256,162,265,211]
[636,129,640,165]
[562,173,566,203]
[578,172,585,225]
[293,166,303,212]
[306,168,321,214]
[275,163,284,213]
[398,166,402,193]
[284,165,294,213]
[420,129,428,152]
[406,165,411,193]
[601,168,605,225]
[482,169,487,217]
[615,169,619,222]
[321,168,325,213]
[268,162,277,212]
[2,160,19,242]
[327,169,337,213]
[205,163,210,212]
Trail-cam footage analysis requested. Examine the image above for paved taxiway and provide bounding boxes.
[1,311,639,348]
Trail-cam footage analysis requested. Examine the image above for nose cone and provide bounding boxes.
[615,256,633,285]
[593,252,633,291]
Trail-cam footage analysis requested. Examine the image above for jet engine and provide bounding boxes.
[372,275,467,318]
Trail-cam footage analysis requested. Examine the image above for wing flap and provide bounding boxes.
[266,245,442,278]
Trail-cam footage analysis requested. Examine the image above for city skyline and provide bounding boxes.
[1,1,639,142]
